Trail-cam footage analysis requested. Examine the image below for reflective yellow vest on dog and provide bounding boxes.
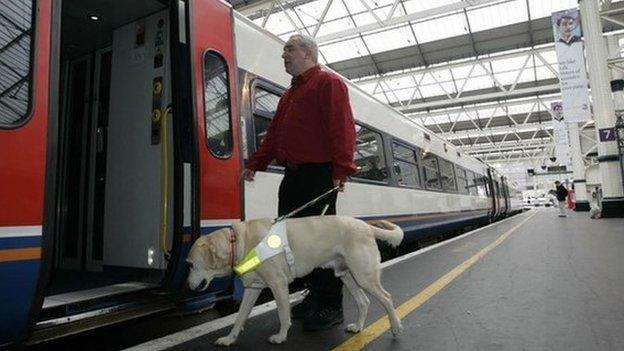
[234,220,295,276]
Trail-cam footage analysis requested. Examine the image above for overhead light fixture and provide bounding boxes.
[89,14,100,21]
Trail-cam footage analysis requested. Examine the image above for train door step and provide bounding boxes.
[27,296,174,346]
[38,282,161,323]
[42,282,157,309]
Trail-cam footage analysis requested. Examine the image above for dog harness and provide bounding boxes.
[233,186,340,277]
[233,220,296,276]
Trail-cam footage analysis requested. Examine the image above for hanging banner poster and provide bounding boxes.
[552,9,591,123]
[551,102,572,167]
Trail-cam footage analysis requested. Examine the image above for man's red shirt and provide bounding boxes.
[247,66,357,181]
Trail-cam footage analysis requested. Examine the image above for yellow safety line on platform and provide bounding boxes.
[333,210,538,351]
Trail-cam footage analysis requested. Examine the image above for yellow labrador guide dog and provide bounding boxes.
[186,215,404,346]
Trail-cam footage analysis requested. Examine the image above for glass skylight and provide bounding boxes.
[527,0,579,19]
[411,12,469,44]
[363,25,415,54]
[466,0,528,32]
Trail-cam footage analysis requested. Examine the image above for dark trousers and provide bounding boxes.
[278,163,342,308]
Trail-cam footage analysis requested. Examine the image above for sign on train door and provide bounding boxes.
[188,0,241,233]
[0,1,57,346]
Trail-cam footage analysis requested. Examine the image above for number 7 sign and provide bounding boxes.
[599,128,616,142]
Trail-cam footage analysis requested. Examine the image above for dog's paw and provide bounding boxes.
[214,336,236,346]
[391,323,404,337]
[345,323,362,333]
[268,334,287,344]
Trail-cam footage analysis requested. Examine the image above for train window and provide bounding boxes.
[391,142,420,188]
[474,173,488,197]
[0,1,34,127]
[465,170,478,196]
[203,51,233,159]
[353,124,388,182]
[456,167,470,194]
[438,158,457,192]
[421,152,441,190]
[252,87,280,149]
[253,88,280,116]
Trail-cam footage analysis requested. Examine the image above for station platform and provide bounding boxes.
[126,208,624,351]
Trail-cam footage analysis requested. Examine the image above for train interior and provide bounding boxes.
[42,0,175,324]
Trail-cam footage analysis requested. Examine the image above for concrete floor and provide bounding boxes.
[161,208,624,351]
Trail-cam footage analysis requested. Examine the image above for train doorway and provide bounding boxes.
[42,0,177,325]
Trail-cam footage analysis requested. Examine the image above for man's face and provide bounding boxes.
[559,18,576,36]
[282,40,310,76]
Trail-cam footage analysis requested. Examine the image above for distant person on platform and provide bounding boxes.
[556,15,581,46]
[589,191,602,219]
[240,34,357,331]
[555,181,569,217]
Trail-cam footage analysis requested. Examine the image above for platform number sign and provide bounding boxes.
[598,128,616,142]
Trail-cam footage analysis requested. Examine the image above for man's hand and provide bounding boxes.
[241,169,255,182]
[333,179,345,192]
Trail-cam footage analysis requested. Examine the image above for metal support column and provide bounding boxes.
[580,0,624,217]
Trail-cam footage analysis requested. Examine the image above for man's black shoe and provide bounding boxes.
[291,291,316,320]
[302,306,343,331]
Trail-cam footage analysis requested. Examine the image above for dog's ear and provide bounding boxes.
[207,242,231,268]
[212,237,231,263]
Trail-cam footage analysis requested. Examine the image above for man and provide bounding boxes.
[555,181,569,217]
[556,15,581,46]
[241,34,357,331]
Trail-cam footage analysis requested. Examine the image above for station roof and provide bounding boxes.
[233,0,624,175]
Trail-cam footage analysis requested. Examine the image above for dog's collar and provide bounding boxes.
[229,227,237,269]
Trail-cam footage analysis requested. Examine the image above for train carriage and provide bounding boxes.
[0,0,517,347]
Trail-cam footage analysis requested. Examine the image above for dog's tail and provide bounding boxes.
[368,220,404,247]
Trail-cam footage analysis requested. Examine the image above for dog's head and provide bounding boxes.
[186,228,234,292]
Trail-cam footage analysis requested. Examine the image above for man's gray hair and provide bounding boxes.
[287,34,319,63]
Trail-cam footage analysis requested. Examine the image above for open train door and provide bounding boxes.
[188,0,241,230]
[165,0,241,294]
[0,0,59,347]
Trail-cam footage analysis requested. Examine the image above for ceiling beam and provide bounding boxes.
[354,45,554,85]
[315,0,511,44]
[408,95,558,119]
[399,82,560,113]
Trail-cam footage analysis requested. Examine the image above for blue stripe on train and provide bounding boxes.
[0,260,39,347]
[399,211,489,242]
[199,225,229,235]
[0,236,42,250]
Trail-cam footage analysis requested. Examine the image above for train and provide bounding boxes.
[0,0,522,347]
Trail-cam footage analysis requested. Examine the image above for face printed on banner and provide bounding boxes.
[553,104,564,122]
[556,15,579,45]
[559,17,575,36]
